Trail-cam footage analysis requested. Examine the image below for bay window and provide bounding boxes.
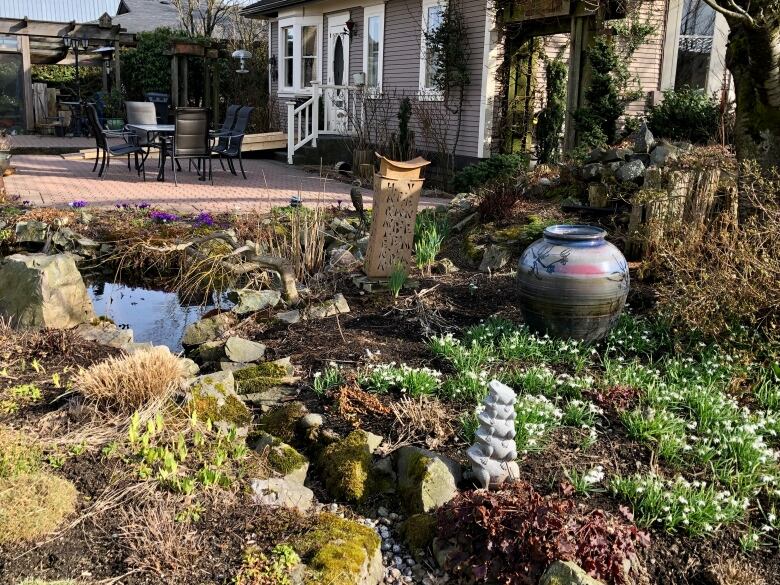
[277,17,322,94]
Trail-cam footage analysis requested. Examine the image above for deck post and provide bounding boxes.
[287,101,296,164]
[311,82,320,148]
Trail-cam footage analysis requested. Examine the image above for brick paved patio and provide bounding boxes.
[4,154,401,213]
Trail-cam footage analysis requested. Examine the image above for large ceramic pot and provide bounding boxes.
[517,225,629,342]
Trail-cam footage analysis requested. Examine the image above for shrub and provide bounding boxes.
[536,58,567,164]
[75,347,188,411]
[437,482,649,584]
[647,87,719,144]
[453,154,526,193]
[477,180,523,222]
[0,471,78,544]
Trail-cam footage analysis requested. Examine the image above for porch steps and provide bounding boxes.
[61,132,288,160]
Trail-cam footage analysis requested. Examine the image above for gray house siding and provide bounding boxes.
[322,7,364,83]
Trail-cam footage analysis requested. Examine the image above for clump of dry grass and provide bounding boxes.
[118,499,203,579]
[75,347,187,412]
[0,471,77,544]
[705,557,766,585]
[653,161,780,339]
[389,396,456,450]
[0,426,41,478]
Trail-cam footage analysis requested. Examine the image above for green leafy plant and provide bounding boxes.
[388,262,408,299]
[359,363,442,396]
[312,363,344,395]
[389,97,416,161]
[536,58,567,164]
[453,154,526,193]
[414,210,449,273]
[647,87,720,144]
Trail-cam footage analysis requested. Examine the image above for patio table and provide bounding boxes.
[127,123,174,182]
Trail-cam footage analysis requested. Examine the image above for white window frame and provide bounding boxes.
[363,4,385,96]
[418,0,445,101]
[277,15,322,95]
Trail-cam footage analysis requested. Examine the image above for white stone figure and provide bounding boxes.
[466,379,520,489]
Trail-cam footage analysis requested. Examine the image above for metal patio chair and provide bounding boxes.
[211,105,254,179]
[85,104,146,180]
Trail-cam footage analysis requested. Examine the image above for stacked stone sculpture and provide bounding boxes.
[466,379,520,489]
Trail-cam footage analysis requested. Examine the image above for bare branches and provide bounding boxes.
[169,0,244,38]
[699,0,756,24]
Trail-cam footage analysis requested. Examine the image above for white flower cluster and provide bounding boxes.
[360,362,443,396]
[583,465,605,485]
[514,394,564,452]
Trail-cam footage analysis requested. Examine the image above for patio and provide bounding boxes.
[3,153,397,212]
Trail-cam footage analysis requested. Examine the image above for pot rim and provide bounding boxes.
[543,224,606,242]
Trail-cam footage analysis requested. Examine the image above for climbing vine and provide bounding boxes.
[535,57,567,164]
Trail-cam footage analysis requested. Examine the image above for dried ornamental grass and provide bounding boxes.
[75,347,187,411]
[0,471,78,544]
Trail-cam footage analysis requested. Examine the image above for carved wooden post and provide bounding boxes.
[363,154,431,278]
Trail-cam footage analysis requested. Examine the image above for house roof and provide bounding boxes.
[112,0,181,33]
[242,0,308,18]
[0,0,123,22]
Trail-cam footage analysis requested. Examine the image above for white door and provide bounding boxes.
[326,14,350,133]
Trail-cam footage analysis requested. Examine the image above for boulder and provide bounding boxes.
[228,289,281,316]
[451,193,477,210]
[258,401,308,442]
[615,159,646,183]
[539,560,605,585]
[319,430,385,502]
[479,245,511,273]
[603,147,633,162]
[181,312,235,346]
[192,340,226,363]
[233,361,298,410]
[253,432,309,484]
[183,371,252,434]
[432,258,459,274]
[584,148,606,164]
[300,413,324,430]
[75,321,133,348]
[633,122,656,153]
[250,478,314,513]
[224,336,266,363]
[581,163,603,181]
[650,142,679,167]
[629,153,651,167]
[0,253,95,329]
[305,293,350,320]
[329,217,358,235]
[327,248,360,272]
[14,221,48,245]
[395,446,461,514]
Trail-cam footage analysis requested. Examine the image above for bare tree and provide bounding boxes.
[170,0,239,38]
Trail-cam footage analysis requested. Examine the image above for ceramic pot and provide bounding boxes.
[517,225,629,342]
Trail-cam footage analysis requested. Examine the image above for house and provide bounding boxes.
[243,0,731,167]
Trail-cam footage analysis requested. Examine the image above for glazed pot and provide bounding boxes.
[517,225,629,342]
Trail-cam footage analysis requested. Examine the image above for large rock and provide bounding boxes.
[327,247,360,272]
[254,432,309,483]
[75,321,133,348]
[633,122,656,153]
[181,312,236,346]
[650,142,679,167]
[305,293,350,320]
[479,244,511,273]
[183,371,252,434]
[14,221,48,245]
[581,163,603,181]
[0,253,95,329]
[224,336,266,363]
[228,289,281,316]
[276,309,301,325]
[395,446,461,514]
[615,159,646,183]
[319,430,385,502]
[539,560,605,585]
[603,147,633,162]
[250,478,314,513]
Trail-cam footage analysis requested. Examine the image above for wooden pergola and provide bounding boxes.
[0,14,135,130]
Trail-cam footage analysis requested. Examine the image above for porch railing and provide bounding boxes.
[286,82,360,164]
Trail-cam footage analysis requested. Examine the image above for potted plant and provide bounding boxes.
[103,89,125,130]
[0,130,11,174]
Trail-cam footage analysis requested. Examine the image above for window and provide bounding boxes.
[675,0,715,90]
[419,0,444,100]
[0,36,19,50]
[282,26,294,89]
[277,17,321,93]
[301,25,318,87]
[363,5,385,91]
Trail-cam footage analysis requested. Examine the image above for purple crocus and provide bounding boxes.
[150,210,179,223]
[69,200,88,208]
[193,211,214,227]
[137,202,151,210]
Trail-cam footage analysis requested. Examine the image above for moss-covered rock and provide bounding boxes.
[254,432,309,484]
[184,371,252,434]
[395,446,461,515]
[293,513,383,585]
[257,401,308,442]
[399,513,437,554]
[540,560,606,585]
[319,430,379,503]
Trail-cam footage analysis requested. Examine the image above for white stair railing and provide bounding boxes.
[286,82,320,164]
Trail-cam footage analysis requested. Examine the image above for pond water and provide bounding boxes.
[87,281,223,351]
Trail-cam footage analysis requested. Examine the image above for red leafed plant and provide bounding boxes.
[587,384,640,413]
[436,482,649,584]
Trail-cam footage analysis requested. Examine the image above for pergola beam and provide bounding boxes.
[0,18,135,45]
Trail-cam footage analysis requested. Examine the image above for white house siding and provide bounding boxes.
[624,0,667,115]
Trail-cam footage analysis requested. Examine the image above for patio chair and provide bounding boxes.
[125,101,159,163]
[169,107,212,186]
[85,104,146,181]
[212,105,254,179]
[212,104,240,137]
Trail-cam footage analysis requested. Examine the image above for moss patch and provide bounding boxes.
[0,426,41,478]
[319,430,375,502]
[400,513,437,554]
[235,362,289,380]
[258,402,307,443]
[256,432,308,476]
[188,386,252,428]
[0,471,77,544]
[236,376,286,395]
[293,513,380,585]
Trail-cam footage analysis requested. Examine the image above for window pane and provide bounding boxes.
[302,57,316,86]
[675,0,715,89]
[367,15,381,87]
[283,26,294,87]
[424,5,443,88]
[284,26,293,57]
[302,26,317,57]
[427,5,443,32]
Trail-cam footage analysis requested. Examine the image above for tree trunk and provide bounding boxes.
[726,20,780,219]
